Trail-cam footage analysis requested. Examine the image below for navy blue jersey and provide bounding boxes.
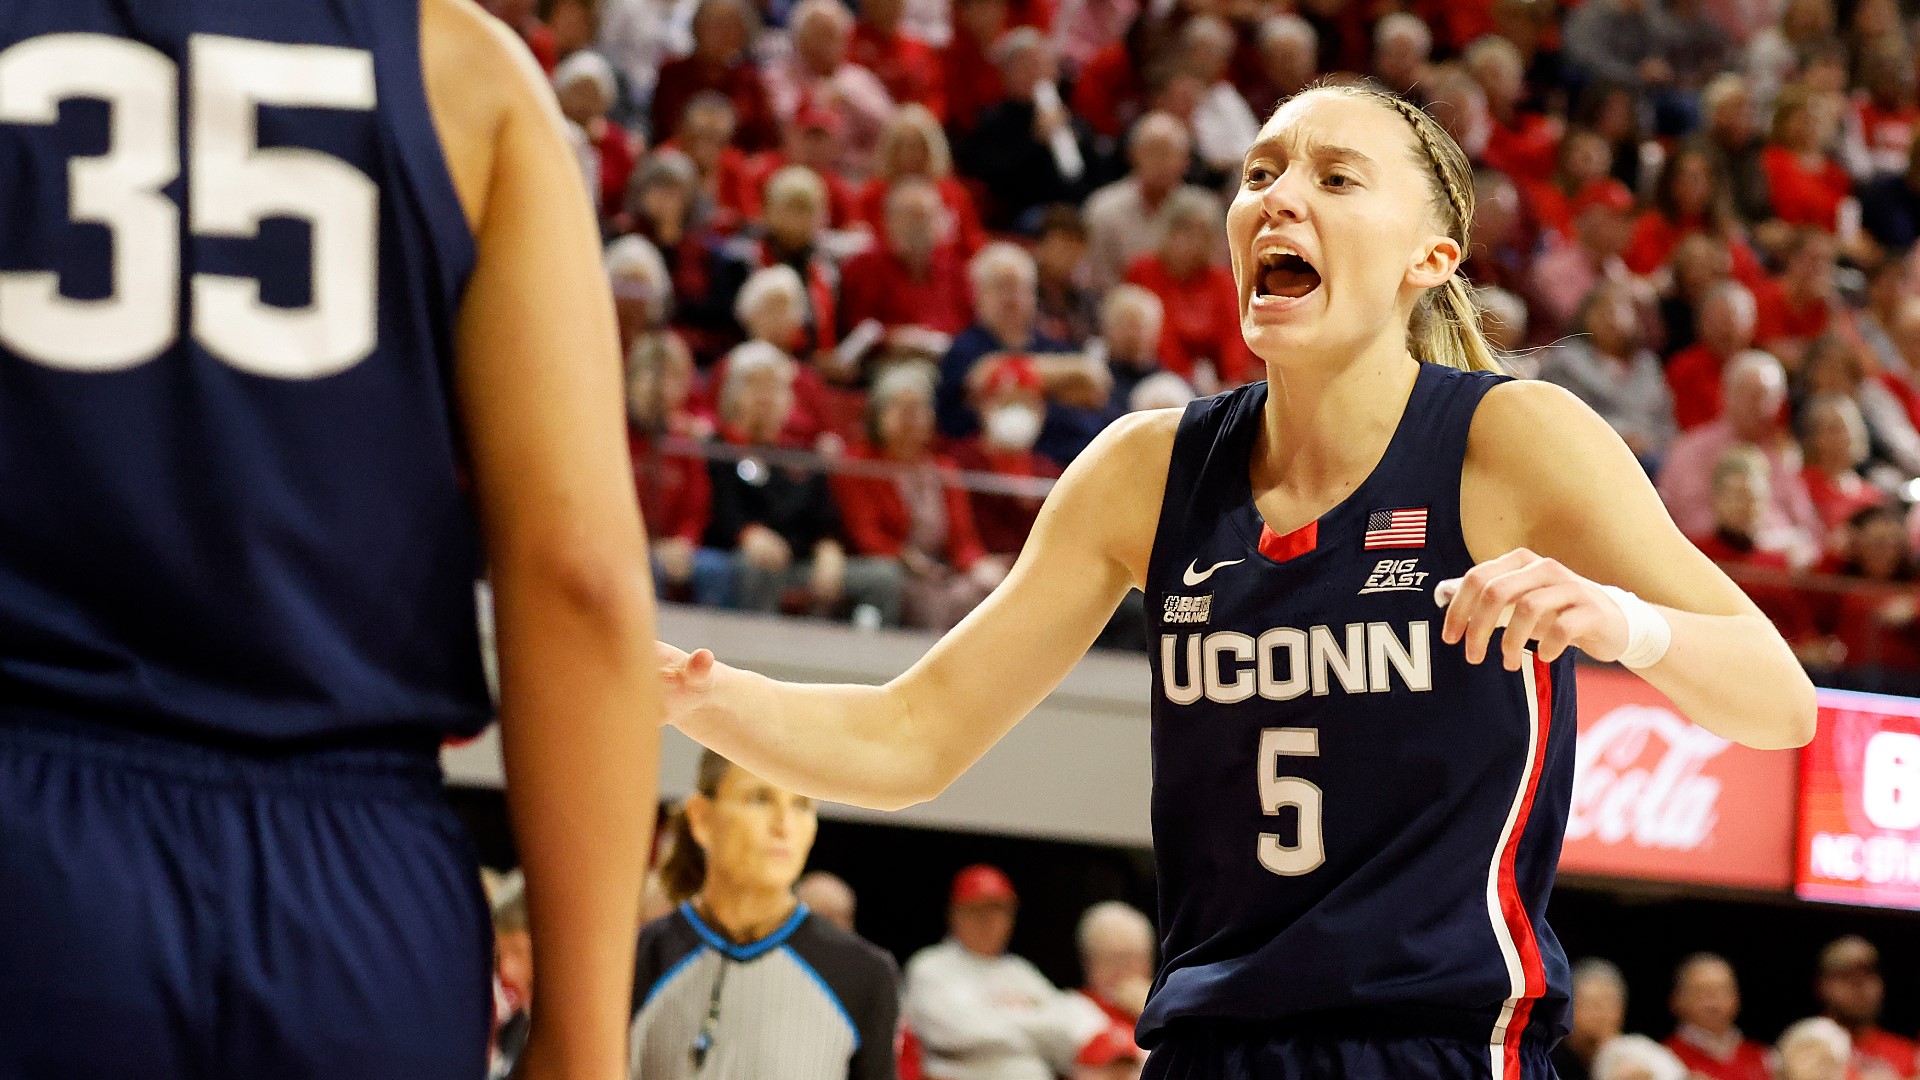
[0,1,489,743]
[1139,363,1577,1077]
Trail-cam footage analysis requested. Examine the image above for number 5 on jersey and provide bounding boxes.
[0,34,377,378]
[1258,727,1325,876]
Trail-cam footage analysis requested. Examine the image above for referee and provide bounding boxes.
[631,750,900,1079]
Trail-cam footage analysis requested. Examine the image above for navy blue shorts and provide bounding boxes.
[0,717,492,1080]
[1143,1020,1559,1080]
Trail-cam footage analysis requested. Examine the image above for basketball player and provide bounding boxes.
[658,83,1816,1079]
[0,2,659,1077]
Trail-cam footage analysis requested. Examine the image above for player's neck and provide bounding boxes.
[694,886,799,944]
[1254,339,1420,498]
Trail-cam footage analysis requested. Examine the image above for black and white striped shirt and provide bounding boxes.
[630,903,900,1080]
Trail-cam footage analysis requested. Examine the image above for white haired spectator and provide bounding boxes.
[1181,15,1260,175]
[1083,113,1203,293]
[1070,902,1154,1079]
[1130,372,1196,412]
[1372,12,1432,93]
[1591,1035,1687,1080]
[1776,1017,1851,1080]
[606,235,672,351]
[970,241,1038,295]
[1096,285,1167,413]
[767,0,894,176]
[1555,959,1628,1080]
[734,263,809,339]
[1256,14,1319,108]
[553,49,617,102]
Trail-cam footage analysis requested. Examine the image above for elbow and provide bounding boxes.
[1741,665,1818,751]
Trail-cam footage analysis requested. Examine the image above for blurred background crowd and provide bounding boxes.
[496,0,1920,687]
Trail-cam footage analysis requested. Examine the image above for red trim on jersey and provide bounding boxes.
[1497,656,1555,1075]
[1258,519,1318,562]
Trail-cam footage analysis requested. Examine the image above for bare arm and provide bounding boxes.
[425,3,662,1077]
[1450,380,1816,749]
[660,411,1175,808]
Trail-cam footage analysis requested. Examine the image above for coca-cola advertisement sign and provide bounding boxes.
[1797,690,1920,909]
[1559,668,1797,890]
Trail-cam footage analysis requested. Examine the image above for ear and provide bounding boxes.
[685,794,717,854]
[1405,233,1463,291]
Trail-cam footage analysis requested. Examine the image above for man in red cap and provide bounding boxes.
[949,356,1062,558]
[902,864,1116,1080]
[1529,177,1643,339]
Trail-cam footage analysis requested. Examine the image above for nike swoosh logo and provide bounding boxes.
[1183,558,1246,587]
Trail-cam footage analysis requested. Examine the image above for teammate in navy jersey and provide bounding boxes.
[0,1,661,1077]
[656,82,1815,1079]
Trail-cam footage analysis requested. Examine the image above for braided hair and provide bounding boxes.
[1283,83,1506,373]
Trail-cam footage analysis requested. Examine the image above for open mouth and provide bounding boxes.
[1254,250,1322,300]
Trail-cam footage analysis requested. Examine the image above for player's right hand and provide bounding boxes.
[655,641,717,728]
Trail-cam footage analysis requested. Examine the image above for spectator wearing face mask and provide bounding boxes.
[949,357,1061,558]
[1776,1017,1852,1080]
[1589,1035,1687,1080]
[1553,959,1627,1080]
[1663,953,1770,1080]
[1815,938,1917,1079]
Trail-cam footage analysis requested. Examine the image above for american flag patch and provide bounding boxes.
[1364,507,1428,549]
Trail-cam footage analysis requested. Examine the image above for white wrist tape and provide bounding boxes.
[1595,584,1672,669]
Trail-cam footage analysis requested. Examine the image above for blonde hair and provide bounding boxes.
[1292,83,1505,373]
[876,104,954,181]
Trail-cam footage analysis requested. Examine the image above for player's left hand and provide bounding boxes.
[1438,548,1631,670]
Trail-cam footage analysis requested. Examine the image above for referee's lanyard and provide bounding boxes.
[689,957,729,1072]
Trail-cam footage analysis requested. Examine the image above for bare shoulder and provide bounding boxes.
[1037,408,1182,588]
[1462,378,1651,558]
[419,0,563,230]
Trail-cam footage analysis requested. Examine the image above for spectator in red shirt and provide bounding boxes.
[1753,227,1839,366]
[1761,84,1855,231]
[1468,35,1559,181]
[1816,938,1920,1078]
[839,177,973,343]
[1851,40,1920,179]
[947,356,1061,555]
[1689,447,1823,646]
[1124,188,1253,391]
[1070,902,1154,1078]
[662,93,757,234]
[1666,280,1757,431]
[856,105,986,257]
[627,329,730,606]
[483,0,557,72]
[943,0,1011,134]
[1624,143,1765,282]
[834,364,1009,628]
[852,0,946,122]
[1663,954,1772,1080]
[1529,177,1640,340]
[1800,394,1886,546]
[728,263,839,445]
[1827,509,1920,674]
[1522,127,1615,245]
[652,0,781,151]
[1247,14,1319,119]
[764,0,897,178]
[554,51,639,221]
[1775,1019,1851,1080]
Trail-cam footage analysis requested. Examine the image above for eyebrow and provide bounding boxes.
[1241,138,1379,172]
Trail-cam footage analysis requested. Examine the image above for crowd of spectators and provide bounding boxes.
[490,0,1920,676]
[1554,938,1919,1080]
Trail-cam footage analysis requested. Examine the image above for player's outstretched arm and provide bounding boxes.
[659,411,1174,809]
[425,3,661,1078]
[1446,380,1817,750]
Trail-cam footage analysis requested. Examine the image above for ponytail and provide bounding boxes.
[658,749,735,903]
[1412,275,1507,374]
[1302,81,1511,374]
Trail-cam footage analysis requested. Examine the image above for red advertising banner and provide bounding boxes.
[1796,690,1920,909]
[1558,667,1798,890]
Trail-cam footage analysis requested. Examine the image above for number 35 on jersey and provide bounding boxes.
[0,34,378,378]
